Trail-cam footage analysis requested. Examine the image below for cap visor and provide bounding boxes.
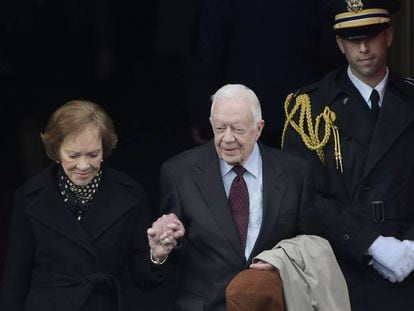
[336,23,389,40]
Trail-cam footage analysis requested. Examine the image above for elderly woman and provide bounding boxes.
[0,100,183,311]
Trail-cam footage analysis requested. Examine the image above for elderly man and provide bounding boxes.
[159,84,317,311]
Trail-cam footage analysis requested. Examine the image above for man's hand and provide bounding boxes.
[147,213,185,262]
[368,236,414,282]
[371,260,399,283]
[250,260,275,271]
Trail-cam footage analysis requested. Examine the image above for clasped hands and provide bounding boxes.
[147,213,185,263]
[368,235,414,283]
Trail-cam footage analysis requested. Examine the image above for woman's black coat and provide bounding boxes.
[0,163,165,311]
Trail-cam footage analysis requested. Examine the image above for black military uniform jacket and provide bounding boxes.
[0,163,165,311]
[283,67,414,311]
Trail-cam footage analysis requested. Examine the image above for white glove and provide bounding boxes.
[370,260,399,283]
[402,239,414,252]
[368,236,414,281]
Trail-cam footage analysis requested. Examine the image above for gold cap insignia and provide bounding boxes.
[346,0,364,13]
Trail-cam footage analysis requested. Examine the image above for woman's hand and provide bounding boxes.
[147,213,185,262]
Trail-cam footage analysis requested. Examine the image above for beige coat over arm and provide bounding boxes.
[254,235,351,311]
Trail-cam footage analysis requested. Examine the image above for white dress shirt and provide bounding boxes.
[347,65,388,109]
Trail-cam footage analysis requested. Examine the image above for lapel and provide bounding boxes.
[364,79,414,177]
[25,164,97,257]
[333,70,375,148]
[193,142,245,261]
[80,166,138,242]
[25,164,137,258]
[287,69,363,202]
[248,144,285,262]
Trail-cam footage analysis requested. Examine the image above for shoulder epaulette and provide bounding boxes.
[281,92,343,173]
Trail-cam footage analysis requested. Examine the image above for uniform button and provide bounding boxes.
[343,234,350,241]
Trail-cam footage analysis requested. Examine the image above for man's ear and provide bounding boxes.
[385,27,394,48]
[256,120,265,140]
[336,36,346,54]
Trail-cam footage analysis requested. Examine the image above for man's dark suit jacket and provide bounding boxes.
[160,141,317,311]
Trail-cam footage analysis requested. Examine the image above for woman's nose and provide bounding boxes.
[76,158,91,169]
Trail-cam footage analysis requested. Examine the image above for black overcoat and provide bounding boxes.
[0,163,165,311]
[283,67,414,311]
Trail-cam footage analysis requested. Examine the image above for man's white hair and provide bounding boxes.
[210,84,262,125]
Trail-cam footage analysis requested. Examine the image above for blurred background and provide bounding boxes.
[0,0,413,309]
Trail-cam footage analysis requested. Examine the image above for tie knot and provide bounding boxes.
[370,89,380,106]
[233,165,246,177]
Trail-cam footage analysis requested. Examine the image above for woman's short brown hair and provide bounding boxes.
[41,100,118,162]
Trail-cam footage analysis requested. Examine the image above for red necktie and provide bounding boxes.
[229,165,249,250]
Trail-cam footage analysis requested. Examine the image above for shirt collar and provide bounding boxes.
[347,66,388,107]
[220,143,260,178]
